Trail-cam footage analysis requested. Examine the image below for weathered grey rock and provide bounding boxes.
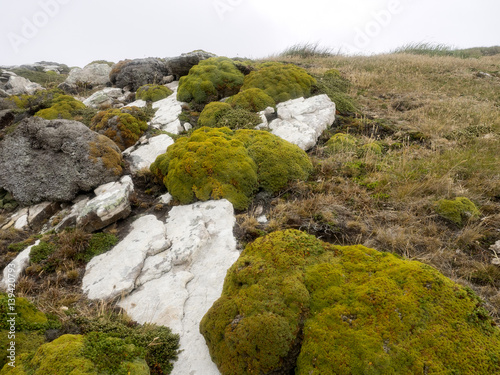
[491,241,500,266]
[110,58,170,91]
[45,196,90,233]
[76,175,134,232]
[124,134,174,173]
[1,71,44,96]
[150,84,184,133]
[83,200,238,375]
[165,51,216,79]
[83,88,125,109]
[0,109,15,129]
[268,94,336,150]
[19,61,69,74]
[0,117,123,204]
[60,63,112,92]
[0,240,40,291]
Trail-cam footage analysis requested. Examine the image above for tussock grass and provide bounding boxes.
[278,42,339,58]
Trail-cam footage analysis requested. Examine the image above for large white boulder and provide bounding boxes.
[64,63,111,89]
[1,71,44,95]
[124,134,174,173]
[82,199,238,375]
[268,94,336,150]
[82,214,170,300]
[77,175,134,232]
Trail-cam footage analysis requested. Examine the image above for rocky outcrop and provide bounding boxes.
[110,58,170,91]
[0,70,44,96]
[76,175,134,232]
[165,50,216,79]
[124,134,174,173]
[268,94,336,150]
[82,199,239,375]
[59,63,112,93]
[82,87,131,109]
[0,117,123,204]
[149,82,187,133]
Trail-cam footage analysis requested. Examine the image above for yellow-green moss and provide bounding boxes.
[150,128,312,209]
[240,62,316,104]
[325,133,358,153]
[135,84,173,102]
[197,102,232,127]
[7,89,63,112]
[434,197,480,226]
[88,135,123,176]
[226,88,276,112]
[177,57,244,105]
[234,129,313,192]
[201,230,500,375]
[90,107,148,151]
[150,127,258,210]
[34,95,86,120]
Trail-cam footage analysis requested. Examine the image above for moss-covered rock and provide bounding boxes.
[90,107,148,150]
[7,89,63,113]
[226,88,276,112]
[201,229,500,375]
[240,62,316,104]
[325,133,358,153]
[177,57,244,106]
[197,102,232,127]
[135,84,173,102]
[434,197,480,226]
[150,128,312,209]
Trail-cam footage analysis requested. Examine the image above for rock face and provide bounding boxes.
[82,199,238,375]
[165,50,216,79]
[82,87,128,109]
[149,82,186,133]
[110,58,170,91]
[0,240,40,291]
[268,94,336,150]
[0,117,123,204]
[0,70,44,96]
[124,134,174,173]
[60,63,112,92]
[76,175,134,232]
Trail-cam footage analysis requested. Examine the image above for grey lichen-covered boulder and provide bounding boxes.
[59,63,112,93]
[165,50,216,79]
[0,117,123,204]
[0,70,44,96]
[109,58,170,91]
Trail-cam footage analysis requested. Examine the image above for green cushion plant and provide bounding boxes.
[150,127,312,210]
[226,88,276,112]
[240,62,316,104]
[135,84,173,102]
[201,229,500,375]
[90,107,148,150]
[177,57,244,106]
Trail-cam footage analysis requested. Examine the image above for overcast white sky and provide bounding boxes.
[1,0,499,67]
